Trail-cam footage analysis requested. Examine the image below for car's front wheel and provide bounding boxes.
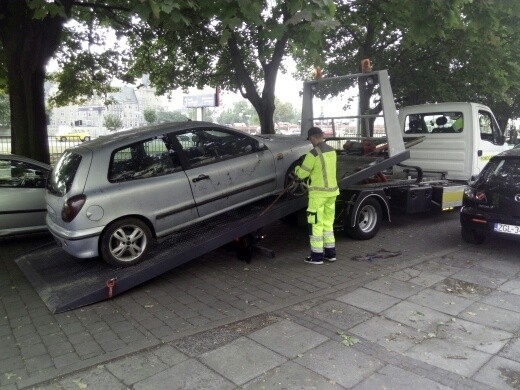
[83,136,91,142]
[284,159,308,198]
[100,218,153,267]
[60,136,67,142]
[461,226,485,244]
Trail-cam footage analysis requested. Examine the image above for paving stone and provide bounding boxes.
[382,301,452,333]
[482,290,520,313]
[475,258,520,276]
[105,351,169,386]
[460,303,520,333]
[24,354,54,373]
[405,337,491,377]
[499,280,520,296]
[501,339,520,364]
[336,288,400,313]
[391,268,446,287]
[412,261,462,277]
[133,358,234,390]
[58,366,126,390]
[364,276,423,299]
[353,364,453,390]
[435,317,512,354]
[249,319,328,358]
[200,337,286,385]
[407,288,474,316]
[243,361,339,390]
[473,356,520,390]
[308,300,373,330]
[349,316,424,353]
[296,340,383,388]
[152,344,189,366]
[451,268,508,289]
[432,277,492,301]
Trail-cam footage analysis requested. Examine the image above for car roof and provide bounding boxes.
[0,153,51,169]
[79,121,242,151]
[494,147,520,159]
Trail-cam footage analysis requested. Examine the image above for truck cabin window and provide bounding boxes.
[405,112,463,134]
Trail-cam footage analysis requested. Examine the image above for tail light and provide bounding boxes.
[61,194,86,222]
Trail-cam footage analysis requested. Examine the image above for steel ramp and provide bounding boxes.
[16,195,306,313]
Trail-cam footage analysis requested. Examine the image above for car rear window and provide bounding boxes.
[47,151,82,196]
[478,157,520,186]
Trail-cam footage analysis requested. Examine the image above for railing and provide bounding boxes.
[0,136,88,165]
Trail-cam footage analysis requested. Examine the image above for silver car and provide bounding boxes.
[0,154,51,236]
[45,122,310,267]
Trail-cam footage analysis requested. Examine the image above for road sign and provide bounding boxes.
[183,94,216,108]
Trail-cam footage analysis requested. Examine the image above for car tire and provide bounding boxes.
[461,226,485,244]
[346,197,382,240]
[83,136,91,142]
[60,136,67,142]
[284,159,308,198]
[100,218,153,267]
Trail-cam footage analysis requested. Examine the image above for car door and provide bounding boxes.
[0,157,49,235]
[172,127,276,218]
[475,109,508,174]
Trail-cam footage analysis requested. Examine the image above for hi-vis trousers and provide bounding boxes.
[307,195,336,261]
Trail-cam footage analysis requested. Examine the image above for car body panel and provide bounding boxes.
[0,154,51,236]
[45,122,310,260]
[460,148,520,241]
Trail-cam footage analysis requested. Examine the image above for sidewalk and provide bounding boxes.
[2,212,520,389]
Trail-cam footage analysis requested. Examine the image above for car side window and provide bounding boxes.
[174,129,257,168]
[0,159,48,188]
[478,110,502,144]
[108,137,182,182]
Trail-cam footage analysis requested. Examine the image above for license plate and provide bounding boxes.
[494,223,520,235]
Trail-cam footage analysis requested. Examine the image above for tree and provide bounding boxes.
[103,114,123,132]
[143,108,157,124]
[0,0,194,163]
[217,100,259,125]
[126,1,335,135]
[156,110,189,123]
[274,99,299,124]
[294,0,519,134]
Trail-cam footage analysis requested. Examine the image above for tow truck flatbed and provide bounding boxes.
[16,195,307,313]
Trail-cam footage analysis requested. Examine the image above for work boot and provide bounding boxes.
[304,256,323,265]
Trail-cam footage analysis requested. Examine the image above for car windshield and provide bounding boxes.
[477,157,520,187]
[47,151,82,196]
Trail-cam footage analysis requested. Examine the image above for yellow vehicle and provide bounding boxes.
[58,132,91,142]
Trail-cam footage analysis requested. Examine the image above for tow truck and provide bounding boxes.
[15,69,442,313]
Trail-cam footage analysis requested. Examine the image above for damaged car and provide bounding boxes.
[45,121,309,267]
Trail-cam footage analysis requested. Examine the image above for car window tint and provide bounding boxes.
[0,159,48,188]
[174,129,256,168]
[108,136,181,182]
[47,152,82,196]
[479,157,520,186]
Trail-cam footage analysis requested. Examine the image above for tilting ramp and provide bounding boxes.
[16,196,306,313]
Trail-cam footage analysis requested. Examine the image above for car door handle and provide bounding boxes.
[192,174,210,182]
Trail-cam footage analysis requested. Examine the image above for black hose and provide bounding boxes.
[396,163,423,183]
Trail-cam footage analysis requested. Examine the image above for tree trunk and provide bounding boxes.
[0,2,70,164]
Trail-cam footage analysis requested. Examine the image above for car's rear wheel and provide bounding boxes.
[100,218,153,267]
[461,226,485,244]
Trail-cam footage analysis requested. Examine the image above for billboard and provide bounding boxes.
[183,94,217,108]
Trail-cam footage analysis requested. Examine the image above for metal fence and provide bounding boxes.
[0,136,88,165]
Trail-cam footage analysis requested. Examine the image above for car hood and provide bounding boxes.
[256,134,310,153]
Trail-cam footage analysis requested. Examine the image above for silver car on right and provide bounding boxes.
[46,121,309,267]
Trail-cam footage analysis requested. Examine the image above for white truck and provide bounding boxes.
[300,70,511,239]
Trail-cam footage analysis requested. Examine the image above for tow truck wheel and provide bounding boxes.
[83,136,91,142]
[100,218,153,267]
[346,197,382,240]
[461,226,485,244]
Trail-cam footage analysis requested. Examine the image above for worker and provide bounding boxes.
[453,115,463,132]
[295,127,340,264]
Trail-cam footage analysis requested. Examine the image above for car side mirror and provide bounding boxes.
[256,141,267,151]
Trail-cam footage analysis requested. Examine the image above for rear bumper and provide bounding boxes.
[46,215,103,258]
[460,206,520,240]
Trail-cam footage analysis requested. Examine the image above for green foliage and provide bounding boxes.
[217,101,259,125]
[103,114,123,132]
[144,108,157,124]
[0,92,9,127]
[156,110,189,123]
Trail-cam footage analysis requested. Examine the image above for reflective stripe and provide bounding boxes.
[309,186,339,192]
[315,147,328,188]
[323,231,334,238]
[324,243,335,248]
[299,164,312,173]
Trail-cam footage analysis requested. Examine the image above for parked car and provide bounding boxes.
[46,121,310,267]
[0,154,51,236]
[460,148,520,244]
[57,132,91,142]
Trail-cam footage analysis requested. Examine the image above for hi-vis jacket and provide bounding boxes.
[295,142,339,198]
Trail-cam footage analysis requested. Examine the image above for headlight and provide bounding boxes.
[463,187,475,200]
